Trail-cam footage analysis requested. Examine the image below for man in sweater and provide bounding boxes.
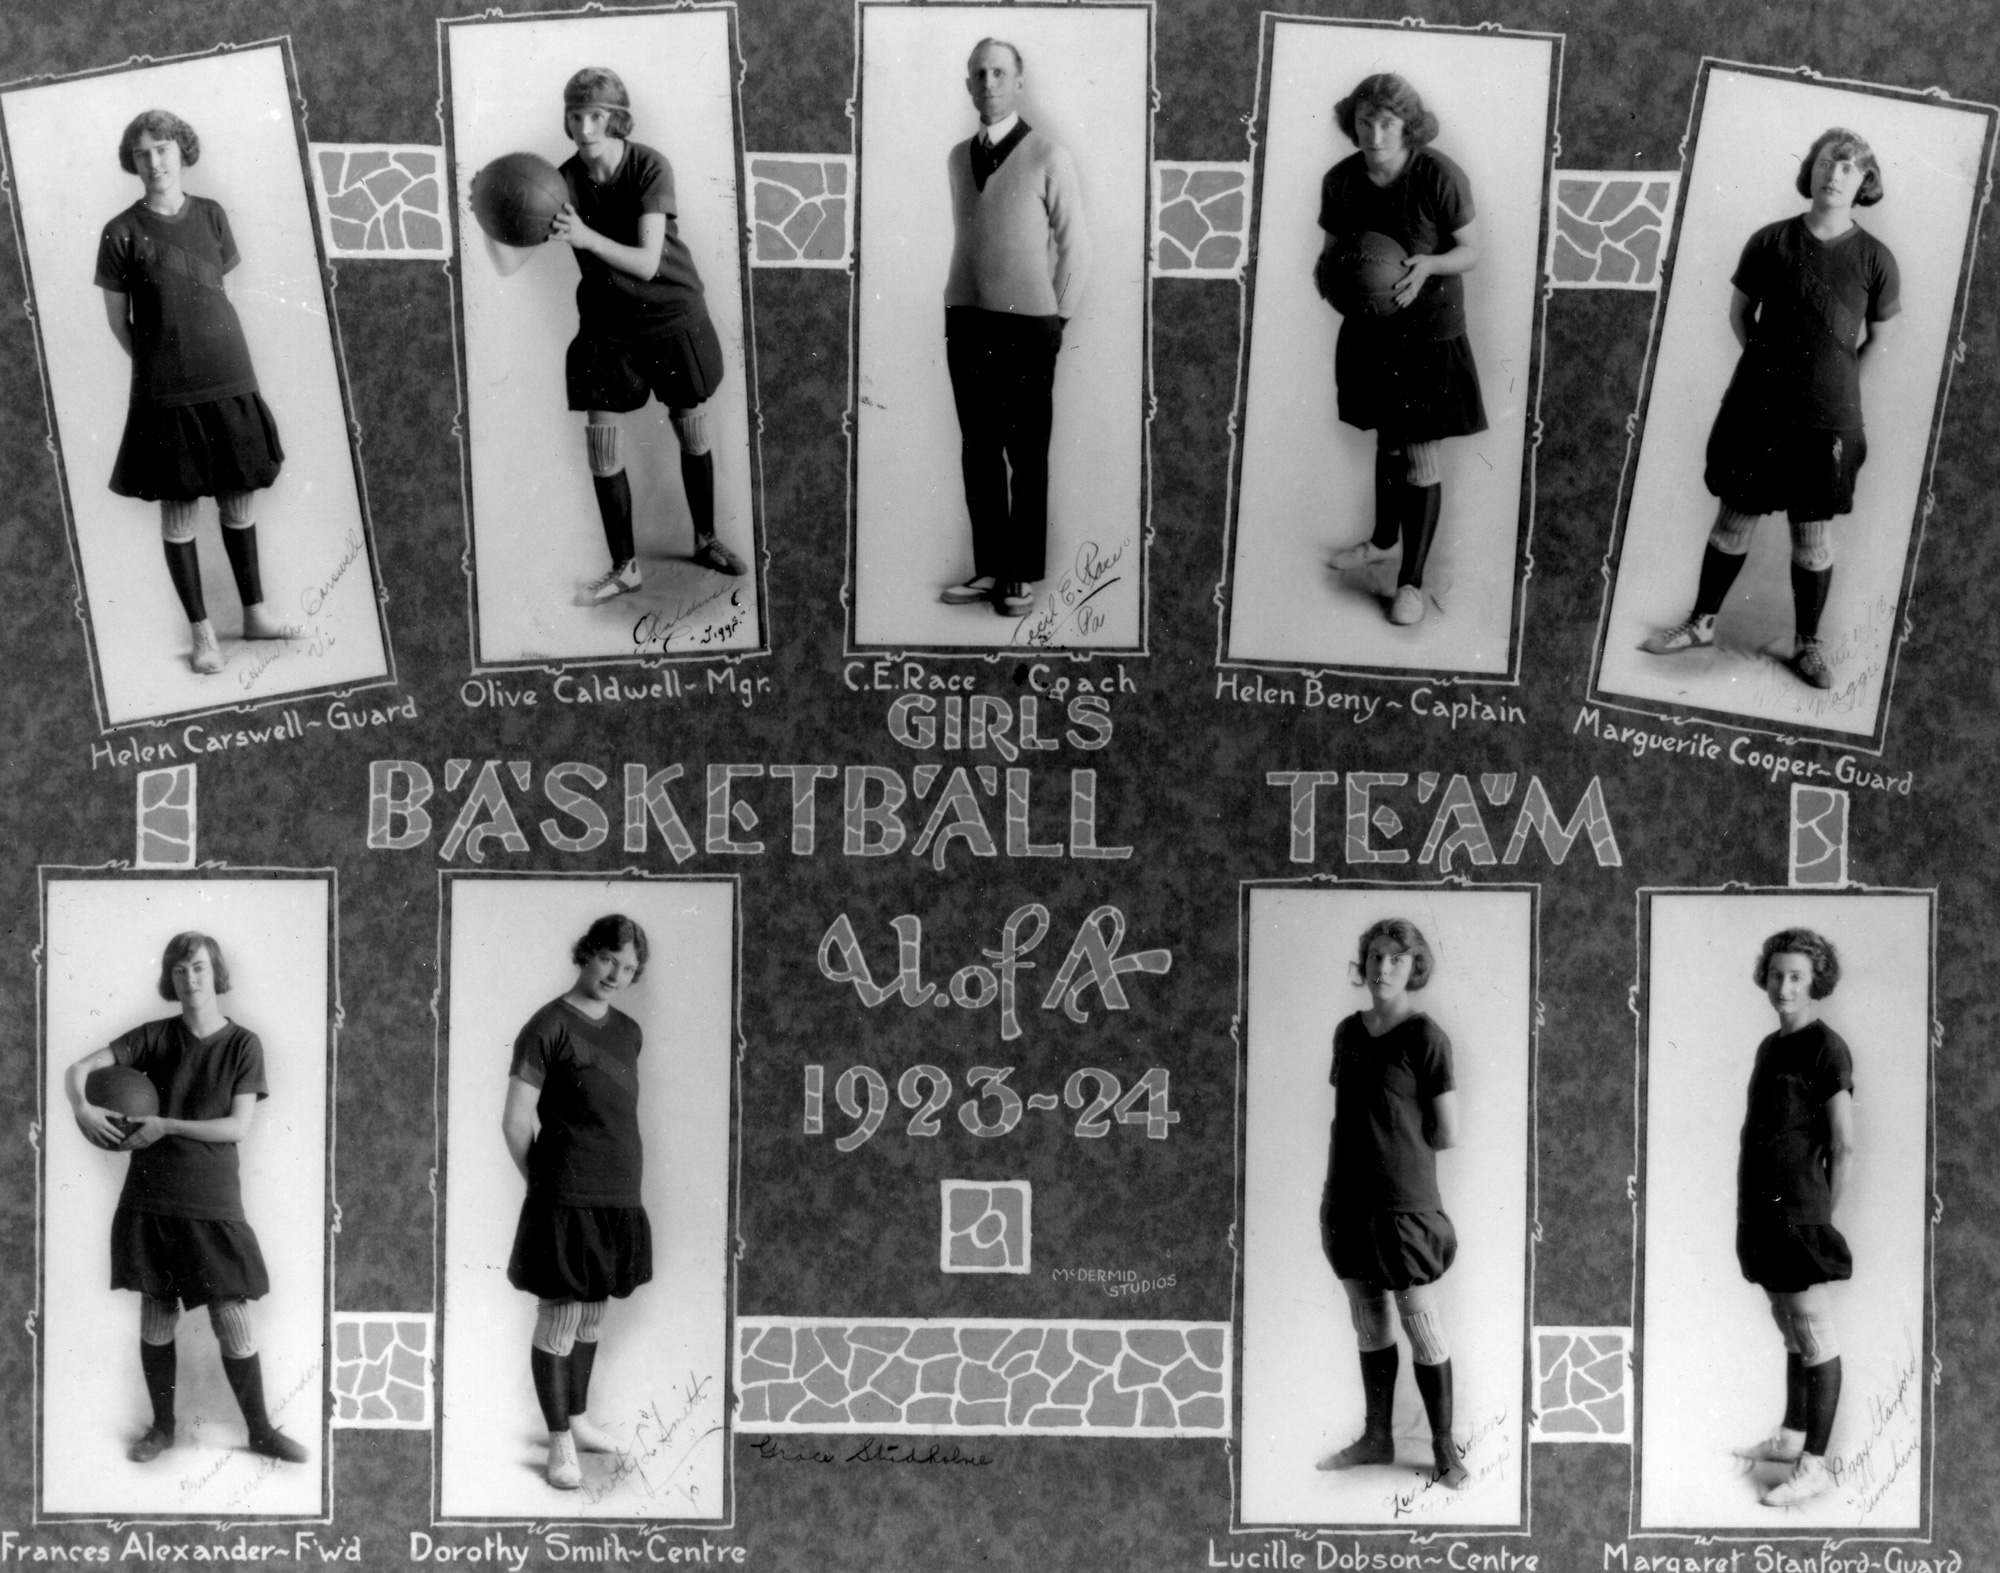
[939,38,1092,617]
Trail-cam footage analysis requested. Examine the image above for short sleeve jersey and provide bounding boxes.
[1317,149,1475,341]
[511,998,645,1207]
[1729,216,1901,429]
[111,1017,268,1220]
[1327,1012,1456,1211]
[561,142,709,337]
[1737,1020,1855,1225]
[93,197,261,410]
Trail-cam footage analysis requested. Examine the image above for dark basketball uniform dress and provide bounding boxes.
[1706,217,1900,522]
[507,998,653,1302]
[93,197,284,502]
[1317,150,1487,443]
[1736,1021,1856,1294]
[1321,1012,1458,1290]
[560,143,724,414]
[108,1017,271,1306]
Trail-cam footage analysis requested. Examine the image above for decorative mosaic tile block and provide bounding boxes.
[736,1318,1229,1435]
[941,1180,1031,1273]
[1548,172,1679,290]
[1530,1325,1630,1442]
[1790,784,1851,887]
[332,1312,433,1428]
[134,764,196,869]
[1154,161,1250,278]
[748,154,852,267]
[309,144,451,260]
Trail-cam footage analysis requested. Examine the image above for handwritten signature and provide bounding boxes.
[1830,1339,1920,1514]
[300,530,365,619]
[582,1374,722,1508]
[632,588,747,654]
[1016,538,1128,646]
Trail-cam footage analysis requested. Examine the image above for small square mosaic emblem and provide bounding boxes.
[332,1312,433,1428]
[940,1179,1031,1273]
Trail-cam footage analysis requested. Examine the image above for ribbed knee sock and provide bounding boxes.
[680,451,716,543]
[1412,1358,1454,1439]
[163,540,207,623]
[1790,563,1833,642]
[531,1346,572,1433]
[221,523,263,606]
[1692,545,1748,619]
[592,471,635,568]
[140,1339,177,1435]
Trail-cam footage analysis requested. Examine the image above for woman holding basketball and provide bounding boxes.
[1316,918,1470,1491]
[500,915,654,1490]
[1640,129,1899,691]
[97,110,291,677]
[1315,73,1486,629]
[64,933,307,1466]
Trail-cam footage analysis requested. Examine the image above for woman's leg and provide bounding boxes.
[1787,517,1836,688]
[1317,1278,1398,1469]
[1736,1293,1808,1463]
[565,1300,620,1453]
[210,1298,308,1462]
[160,500,223,674]
[583,414,641,600]
[1642,503,1758,653]
[1396,1281,1468,1489]
[217,490,292,640]
[673,404,745,575]
[1393,441,1444,618]
[533,1298,585,1488]
[130,1295,180,1461]
[1760,1285,1840,1505]
[1330,438,1401,571]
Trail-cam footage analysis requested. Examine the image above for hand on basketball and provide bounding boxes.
[1391,255,1434,310]
[119,1115,168,1151]
[549,203,598,254]
[75,1103,126,1152]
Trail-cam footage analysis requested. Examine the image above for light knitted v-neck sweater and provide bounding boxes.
[943,127,1091,318]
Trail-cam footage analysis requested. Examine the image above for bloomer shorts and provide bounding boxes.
[1705,414,1867,525]
[566,314,725,414]
[1321,1199,1458,1291]
[508,1195,654,1302]
[111,1207,271,1307]
[1736,1215,1853,1294]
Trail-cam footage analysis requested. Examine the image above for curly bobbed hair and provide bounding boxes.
[119,109,199,173]
[1796,127,1883,207]
[157,932,230,999]
[1755,927,1841,1000]
[1335,73,1439,149]
[573,913,650,980]
[1351,917,1435,992]
[563,66,635,140]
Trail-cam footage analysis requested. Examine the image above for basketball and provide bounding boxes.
[470,152,569,247]
[1321,230,1409,319]
[85,1064,158,1146]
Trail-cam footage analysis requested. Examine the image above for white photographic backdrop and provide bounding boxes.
[1240,886,1531,1527]
[40,876,329,1517]
[1226,22,1552,676]
[1,47,390,726]
[448,9,762,666]
[852,2,1149,652]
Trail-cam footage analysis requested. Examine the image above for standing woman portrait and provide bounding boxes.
[97,110,291,677]
[62,932,308,1467]
[1732,928,1856,1507]
[1315,73,1486,630]
[501,915,653,1490]
[1316,918,1469,1491]
[1640,129,1899,690]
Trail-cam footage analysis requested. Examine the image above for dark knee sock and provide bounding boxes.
[140,1340,177,1434]
[163,540,207,623]
[1803,1356,1841,1457]
[1370,450,1403,550]
[1358,1344,1398,1436]
[570,1339,598,1415]
[592,471,635,567]
[222,1353,274,1437]
[1782,1352,1807,1433]
[221,524,263,606]
[1398,484,1442,589]
[1412,1358,1454,1439]
[1692,545,1748,619]
[680,451,716,543]
[531,1346,572,1433]
[1790,564,1833,642]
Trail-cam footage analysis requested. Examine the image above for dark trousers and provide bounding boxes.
[945,306,1063,583]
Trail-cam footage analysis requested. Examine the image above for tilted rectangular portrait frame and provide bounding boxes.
[1589,63,1997,754]
[441,4,770,672]
[1633,888,1933,1536]
[432,872,739,1525]
[1232,880,1537,1532]
[847,0,1154,657]
[1218,17,1558,686]
[36,868,336,1522]
[0,43,395,733]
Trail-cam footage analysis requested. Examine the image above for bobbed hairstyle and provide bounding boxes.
[157,932,230,999]
[967,37,1025,75]
[1335,73,1439,150]
[119,109,200,174]
[1754,928,1841,999]
[1796,127,1883,207]
[1351,917,1434,992]
[573,913,649,979]
[563,67,635,140]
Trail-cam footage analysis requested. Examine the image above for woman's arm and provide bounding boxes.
[100,289,135,358]
[502,1076,541,1183]
[1858,314,1896,366]
[121,1091,257,1150]
[1392,218,1479,311]
[1824,1089,1856,1213]
[65,1045,127,1150]
[1425,1088,1460,1151]
[1727,288,1753,350]
[551,206,666,282]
